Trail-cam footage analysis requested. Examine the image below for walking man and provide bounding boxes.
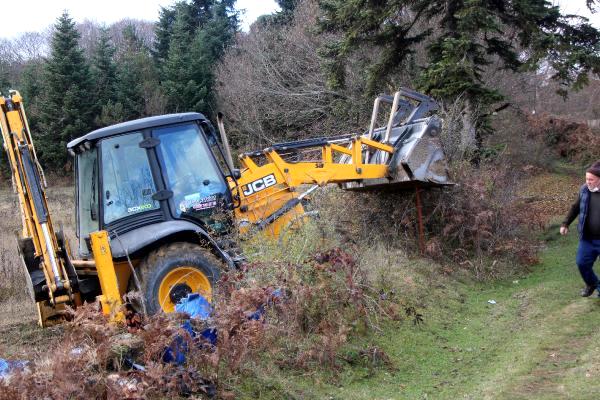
[561,161,600,296]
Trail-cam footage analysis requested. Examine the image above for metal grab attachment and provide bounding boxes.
[344,88,451,190]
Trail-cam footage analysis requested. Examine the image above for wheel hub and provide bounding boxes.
[158,266,213,313]
[169,283,192,305]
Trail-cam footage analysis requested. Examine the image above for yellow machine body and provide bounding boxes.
[232,137,394,237]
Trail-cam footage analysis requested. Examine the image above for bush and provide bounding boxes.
[314,162,544,280]
[423,163,544,278]
[0,247,400,399]
[526,113,600,163]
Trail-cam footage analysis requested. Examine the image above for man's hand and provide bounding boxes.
[560,226,569,235]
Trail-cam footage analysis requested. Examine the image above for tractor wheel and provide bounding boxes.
[137,242,222,315]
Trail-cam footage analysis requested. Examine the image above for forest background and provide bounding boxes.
[0,0,600,272]
[0,0,598,171]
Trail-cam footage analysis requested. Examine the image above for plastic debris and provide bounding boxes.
[175,293,212,320]
[164,290,284,365]
[0,358,28,379]
[487,299,497,304]
[70,347,84,356]
[0,359,8,378]
[164,293,218,365]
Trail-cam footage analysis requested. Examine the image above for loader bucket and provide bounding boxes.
[342,89,452,191]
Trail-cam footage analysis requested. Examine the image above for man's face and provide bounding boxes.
[586,172,600,191]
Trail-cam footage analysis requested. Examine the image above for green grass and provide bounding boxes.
[239,227,600,399]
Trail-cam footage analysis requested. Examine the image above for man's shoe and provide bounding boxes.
[581,285,596,297]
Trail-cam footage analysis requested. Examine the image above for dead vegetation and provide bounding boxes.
[526,112,600,164]
[0,247,405,399]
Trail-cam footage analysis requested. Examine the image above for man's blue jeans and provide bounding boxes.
[576,239,600,287]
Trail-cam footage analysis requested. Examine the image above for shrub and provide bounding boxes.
[526,113,600,163]
[0,247,398,399]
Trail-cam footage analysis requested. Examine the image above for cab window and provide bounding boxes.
[101,132,159,224]
[76,147,98,256]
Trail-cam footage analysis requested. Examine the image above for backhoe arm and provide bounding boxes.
[0,91,78,325]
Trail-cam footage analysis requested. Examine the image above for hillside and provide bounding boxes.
[1,168,597,399]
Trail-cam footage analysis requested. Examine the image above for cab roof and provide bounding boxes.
[67,112,207,150]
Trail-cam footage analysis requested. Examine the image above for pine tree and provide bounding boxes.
[38,11,94,169]
[91,27,118,126]
[161,8,198,113]
[153,6,177,65]
[114,24,153,121]
[159,0,238,114]
[189,0,238,112]
[20,61,45,130]
[0,61,9,94]
[318,0,600,157]
[256,0,299,26]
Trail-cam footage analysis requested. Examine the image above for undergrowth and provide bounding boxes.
[0,246,410,399]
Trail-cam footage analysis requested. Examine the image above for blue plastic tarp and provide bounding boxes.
[164,289,283,365]
[175,293,212,319]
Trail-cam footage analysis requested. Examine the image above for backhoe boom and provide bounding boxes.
[0,91,78,325]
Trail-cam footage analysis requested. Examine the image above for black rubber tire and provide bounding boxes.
[137,242,222,315]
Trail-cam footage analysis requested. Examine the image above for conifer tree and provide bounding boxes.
[0,61,9,94]
[114,25,152,121]
[157,0,238,114]
[91,27,118,126]
[153,6,177,65]
[161,8,198,112]
[256,0,299,25]
[38,11,94,169]
[161,0,238,113]
[319,0,600,157]
[20,61,45,130]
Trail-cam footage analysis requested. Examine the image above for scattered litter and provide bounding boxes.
[164,293,217,365]
[0,358,28,379]
[175,293,212,320]
[487,299,497,304]
[70,347,84,356]
[513,280,519,284]
[164,290,283,365]
[0,359,8,378]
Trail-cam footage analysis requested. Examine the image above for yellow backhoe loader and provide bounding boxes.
[0,88,451,327]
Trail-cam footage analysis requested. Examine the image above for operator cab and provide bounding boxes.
[68,113,234,258]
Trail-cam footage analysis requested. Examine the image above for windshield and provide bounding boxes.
[154,123,229,225]
[101,132,159,224]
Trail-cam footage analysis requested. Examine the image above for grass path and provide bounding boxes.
[277,229,600,400]
[256,170,599,400]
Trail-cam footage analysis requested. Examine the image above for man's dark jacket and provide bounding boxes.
[563,185,600,240]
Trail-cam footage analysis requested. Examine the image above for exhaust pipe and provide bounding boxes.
[217,112,235,172]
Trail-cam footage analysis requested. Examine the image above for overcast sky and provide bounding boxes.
[0,0,597,39]
[0,0,280,38]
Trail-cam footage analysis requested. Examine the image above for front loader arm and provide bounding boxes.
[231,88,451,237]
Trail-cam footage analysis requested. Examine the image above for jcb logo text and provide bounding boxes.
[243,174,277,196]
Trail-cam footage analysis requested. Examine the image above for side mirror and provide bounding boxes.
[90,206,97,221]
[230,168,241,179]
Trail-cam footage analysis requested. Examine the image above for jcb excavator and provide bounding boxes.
[0,88,450,327]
